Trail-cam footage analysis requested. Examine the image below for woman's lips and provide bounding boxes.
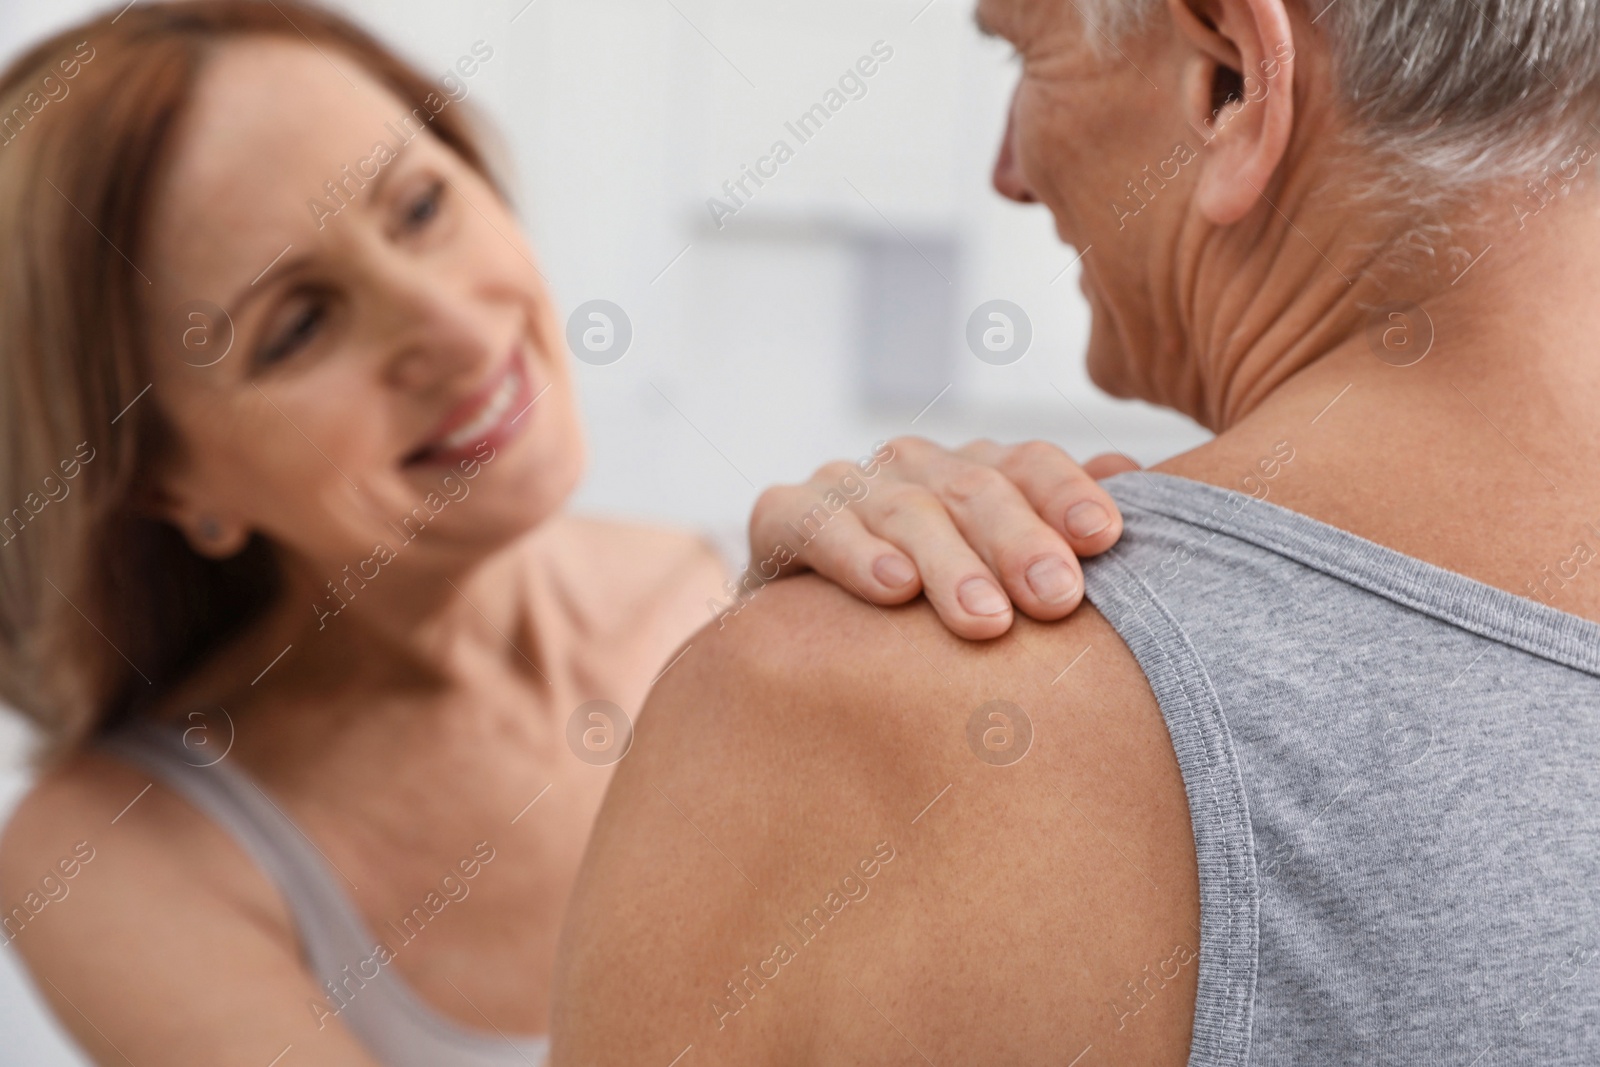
[402,348,537,468]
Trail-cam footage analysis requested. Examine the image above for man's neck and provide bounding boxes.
[1157,268,1600,620]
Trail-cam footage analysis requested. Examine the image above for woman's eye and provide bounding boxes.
[255,299,325,367]
[405,180,445,230]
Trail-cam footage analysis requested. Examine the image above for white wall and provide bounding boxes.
[0,2,1210,1062]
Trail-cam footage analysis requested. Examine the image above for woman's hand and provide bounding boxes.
[747,436,1142,639]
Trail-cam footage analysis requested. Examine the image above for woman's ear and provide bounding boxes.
[136,478,250,559]
[1169,0,1297,225]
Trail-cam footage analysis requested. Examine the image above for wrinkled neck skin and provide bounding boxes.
[271,521,552,691]
[1164,153,1405,431]
[1140,154,1600,612]
[1099,129,1589,431]
[1181,165,1600,440]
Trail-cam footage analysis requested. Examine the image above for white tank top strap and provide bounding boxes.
[95,717,549,1066]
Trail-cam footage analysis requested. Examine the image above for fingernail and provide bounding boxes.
[1026,557,1080,604]
[873,554,917,588]
[1065,501,1112,538]
[957,577,1010,617]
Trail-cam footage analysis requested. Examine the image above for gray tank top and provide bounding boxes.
[94,720,549,1067]
[1083,471,1600,1064]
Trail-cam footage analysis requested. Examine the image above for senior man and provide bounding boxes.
[552,0,1600,1062]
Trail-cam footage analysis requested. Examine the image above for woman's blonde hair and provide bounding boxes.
[0,0,504,768]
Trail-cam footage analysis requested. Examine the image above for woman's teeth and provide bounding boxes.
[434,364,522,453]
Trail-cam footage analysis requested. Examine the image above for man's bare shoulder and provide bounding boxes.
[552,575,1201,1067]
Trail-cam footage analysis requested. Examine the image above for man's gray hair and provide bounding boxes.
[1079,0,1600,194]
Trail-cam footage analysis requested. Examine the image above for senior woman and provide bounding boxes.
[0,2,1144,1065]
[552,0,1600,1063]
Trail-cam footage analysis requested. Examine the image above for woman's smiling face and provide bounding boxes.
[142,38,583,575]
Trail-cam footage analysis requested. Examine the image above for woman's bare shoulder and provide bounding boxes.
[533,513,730,613]
[543,512,725,563]
[2,747,163,883]
[0,745,293,947]
[0,745,380,1063]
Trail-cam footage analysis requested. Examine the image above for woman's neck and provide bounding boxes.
[141,522,564,759]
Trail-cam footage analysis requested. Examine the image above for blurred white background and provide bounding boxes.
[0,0,1209,1060]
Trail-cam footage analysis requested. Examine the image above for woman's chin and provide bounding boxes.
[473,416,586,534]
[383,399,584,555]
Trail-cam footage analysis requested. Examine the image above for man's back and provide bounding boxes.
[551,470,1600,1065]
[1084,472,1600,1062]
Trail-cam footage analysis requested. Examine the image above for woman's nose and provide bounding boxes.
[386,330,486,394]
[992,90,1037,204]
[382,303,496,395]
[372,267,496,392]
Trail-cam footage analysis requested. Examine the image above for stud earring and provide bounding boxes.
[197,516,222,542]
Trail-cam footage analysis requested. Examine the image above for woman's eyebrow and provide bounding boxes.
[221,145,417,321]
[361,138,414,202]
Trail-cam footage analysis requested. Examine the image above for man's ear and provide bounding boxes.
[1168,0,1296,225]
